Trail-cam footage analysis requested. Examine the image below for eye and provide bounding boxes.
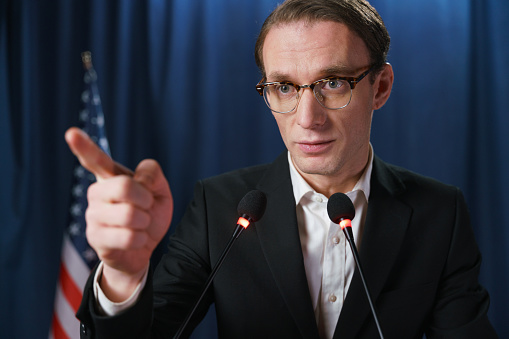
[325,79,343,89]
[277,84,292,94]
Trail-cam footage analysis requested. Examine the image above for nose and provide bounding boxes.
[295,88,327,129]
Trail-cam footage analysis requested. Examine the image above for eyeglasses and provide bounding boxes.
[255,66,373,114]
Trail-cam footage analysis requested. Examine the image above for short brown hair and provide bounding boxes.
[254,0,390,77]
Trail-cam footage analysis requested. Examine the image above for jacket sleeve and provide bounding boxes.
[76,264,154,339]
[76,180,214,339]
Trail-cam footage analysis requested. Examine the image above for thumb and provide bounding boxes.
[133,159,171,197]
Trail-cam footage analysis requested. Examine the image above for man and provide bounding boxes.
[68,0,497,338]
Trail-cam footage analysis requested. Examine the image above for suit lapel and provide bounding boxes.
[334,157,412,338]
[255,152,321,339]
[254,153,413,338]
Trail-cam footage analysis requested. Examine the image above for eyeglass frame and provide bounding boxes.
[255,66,374,114]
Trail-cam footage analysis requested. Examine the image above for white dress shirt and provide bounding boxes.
[94,146,373,339]
[288,147,373,339]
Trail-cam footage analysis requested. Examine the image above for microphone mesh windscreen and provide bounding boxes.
[237,190,267,222]
[327,192,355,223]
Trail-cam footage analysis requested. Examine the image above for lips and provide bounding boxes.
[296,140,334,154]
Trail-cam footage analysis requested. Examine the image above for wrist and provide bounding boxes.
[99,263,149,302]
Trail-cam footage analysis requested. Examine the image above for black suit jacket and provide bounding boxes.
[77,152,497,338]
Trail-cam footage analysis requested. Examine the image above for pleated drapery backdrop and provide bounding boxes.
[1,0,508,338]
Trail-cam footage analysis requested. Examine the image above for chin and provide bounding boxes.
[295,158,339,176]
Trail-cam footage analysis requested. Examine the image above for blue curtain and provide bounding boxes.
[0,0,507,338]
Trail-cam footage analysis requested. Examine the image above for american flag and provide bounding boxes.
[50,52,110,339]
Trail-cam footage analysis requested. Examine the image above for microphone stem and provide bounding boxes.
[342,226,384,339]
[173,224,245,339]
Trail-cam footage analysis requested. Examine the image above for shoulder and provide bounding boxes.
[202,162,271,190]
[374,156,460,196]
[372,156,466,216]
[200,151,289,195]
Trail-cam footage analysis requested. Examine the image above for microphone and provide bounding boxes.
[173,190,267,339]
[327,193,384,339]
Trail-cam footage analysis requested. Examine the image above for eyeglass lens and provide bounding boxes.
[263,79,352,113]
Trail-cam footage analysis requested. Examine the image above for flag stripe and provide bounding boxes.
[53,286,81,338]
[58,261,83,312]
[51,313,70,339]
[61,235,90,291]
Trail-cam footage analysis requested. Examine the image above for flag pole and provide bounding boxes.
[81,51,92,70]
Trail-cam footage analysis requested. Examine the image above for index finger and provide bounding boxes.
[65,127,133,180]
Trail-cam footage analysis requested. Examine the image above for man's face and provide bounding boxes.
[263,20,386,192]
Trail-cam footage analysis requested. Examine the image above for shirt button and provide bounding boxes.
[332,236,340,244]
[329,294,337,302]
[314,196,323,203]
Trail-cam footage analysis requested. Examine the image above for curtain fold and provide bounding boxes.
[0,0,507,337]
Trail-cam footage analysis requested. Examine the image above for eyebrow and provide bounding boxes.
[322,65,358,76]
[265,71,293,82]
[266,64,358,82]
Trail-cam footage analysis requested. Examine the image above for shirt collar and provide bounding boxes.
[288,144,373,205]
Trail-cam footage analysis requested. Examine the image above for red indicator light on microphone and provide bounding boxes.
[237,217,250,229]
[339,219,352,230]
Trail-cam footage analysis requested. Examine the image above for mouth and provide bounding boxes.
[296,140,334,154]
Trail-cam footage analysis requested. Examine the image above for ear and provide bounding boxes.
[373,63,394,110]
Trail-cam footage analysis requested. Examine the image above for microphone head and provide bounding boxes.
[237,190,267,222]
[327,192,355,224]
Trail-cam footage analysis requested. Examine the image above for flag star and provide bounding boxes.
[80,109,89,121]
[72,184,84,197]
[93,95,101,105]
[70,203,82,217]
[95,115,105,127]
[82,248,98,263]
[68,222,81,236]
[74,166,86,178]
[81,90,90,103]
[99,137,109,151]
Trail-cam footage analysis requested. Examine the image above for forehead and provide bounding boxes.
[262,20,370,80]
